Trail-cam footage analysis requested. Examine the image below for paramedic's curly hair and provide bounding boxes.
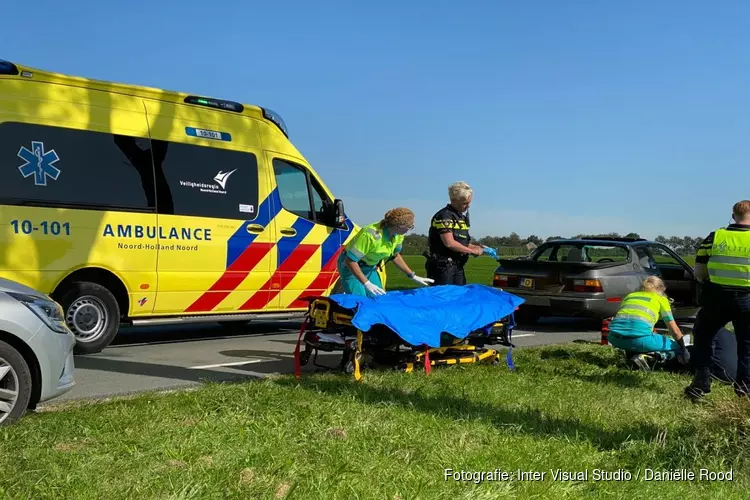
[641,276,667,295]
[381,207,415,228]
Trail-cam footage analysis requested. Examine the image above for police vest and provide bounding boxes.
[707,228,750,288]
[614,291,670,330]
[428,205,471,261]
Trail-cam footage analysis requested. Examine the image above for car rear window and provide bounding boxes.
[532,243,629,263]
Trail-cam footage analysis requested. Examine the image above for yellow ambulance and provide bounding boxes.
[0,59,385,353]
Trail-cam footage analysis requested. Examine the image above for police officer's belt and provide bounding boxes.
[423,251,466,265]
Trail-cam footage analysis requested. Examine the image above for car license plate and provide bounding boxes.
[520,278,534,288]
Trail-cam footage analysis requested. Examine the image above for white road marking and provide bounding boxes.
[189,359,265,370]
[511,334,535,338]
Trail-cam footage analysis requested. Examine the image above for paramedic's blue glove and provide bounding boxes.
[482,246,499,259]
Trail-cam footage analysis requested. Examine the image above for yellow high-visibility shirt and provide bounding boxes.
[343,222,404,267]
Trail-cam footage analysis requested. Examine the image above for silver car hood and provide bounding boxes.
[0,277,47,299]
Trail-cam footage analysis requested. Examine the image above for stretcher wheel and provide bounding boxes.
[299,349,311,366]
[344,360,355,375]
[491,355,501,366]
[344,350,367,375]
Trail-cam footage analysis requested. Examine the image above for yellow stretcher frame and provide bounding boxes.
[301,298,506,381]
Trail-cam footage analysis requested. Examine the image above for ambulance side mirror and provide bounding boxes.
[333,199,346,227]
[322,199,347,228]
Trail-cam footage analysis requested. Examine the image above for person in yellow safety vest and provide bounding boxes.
[685,200,750,400]
[337,207,434,297]
[608,276,690,371]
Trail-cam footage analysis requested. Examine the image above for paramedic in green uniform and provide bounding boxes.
[608,276,690,371]
[337,208,434,297]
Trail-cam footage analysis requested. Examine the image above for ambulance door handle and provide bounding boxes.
[280,227,297,237]
[246,224,264,233]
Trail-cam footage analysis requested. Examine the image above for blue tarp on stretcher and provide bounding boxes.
[327,284,526,348]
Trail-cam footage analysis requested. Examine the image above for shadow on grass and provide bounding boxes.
[272,375,684,453]
[560,369,666,392]
[529,346,675,392]
[540,347,621,369]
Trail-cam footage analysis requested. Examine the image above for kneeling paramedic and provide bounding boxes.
[337,208,433,297]
[425,181,495,285]
[608,276,690,370]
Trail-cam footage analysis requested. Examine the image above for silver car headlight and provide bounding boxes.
[7,292,70,334]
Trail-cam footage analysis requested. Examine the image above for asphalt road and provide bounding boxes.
[46,318,603,406]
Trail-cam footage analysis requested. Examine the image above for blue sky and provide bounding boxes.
[4,0,749,239]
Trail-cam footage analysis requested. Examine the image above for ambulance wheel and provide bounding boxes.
[59,282,121,355]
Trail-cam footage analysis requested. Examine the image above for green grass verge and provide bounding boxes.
[386,255,497,290]
[1,343,749,499]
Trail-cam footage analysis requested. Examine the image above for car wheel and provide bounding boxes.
[59,282,121,354]
[0,340,33,426]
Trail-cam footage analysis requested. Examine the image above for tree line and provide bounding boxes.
[399,232,705,256]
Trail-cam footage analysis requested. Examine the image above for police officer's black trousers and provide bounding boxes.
[691,286,750,396]
[425,259,466,286]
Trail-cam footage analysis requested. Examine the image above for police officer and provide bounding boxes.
[424,181,487,285]
[685,200,750,400]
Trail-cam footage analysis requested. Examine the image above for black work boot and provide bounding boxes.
[734,381,750,399]
[685,367,712,400]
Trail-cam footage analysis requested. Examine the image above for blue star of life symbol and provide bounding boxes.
[17,141,61,186]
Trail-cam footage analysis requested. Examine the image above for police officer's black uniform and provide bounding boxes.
[424,204,472,285]
[685,222,750,399]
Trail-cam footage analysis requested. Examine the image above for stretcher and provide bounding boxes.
[293,295,519,380]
